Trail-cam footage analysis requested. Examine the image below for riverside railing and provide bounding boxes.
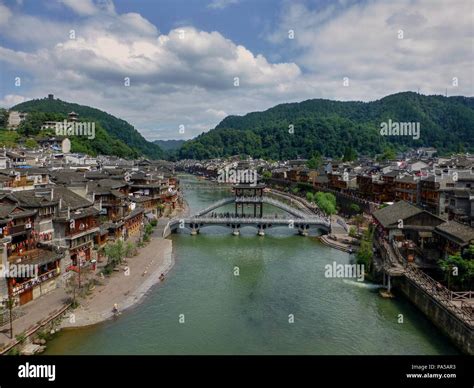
[404,265,473,326]
[376,237,473,326]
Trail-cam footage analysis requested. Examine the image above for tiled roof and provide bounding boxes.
[435,221,474,245]
[52,186,93,210]
[372,201,422,228]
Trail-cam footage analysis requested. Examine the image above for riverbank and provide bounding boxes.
[320,234,356,253]
[60,236,173,329]
[60,202,187,330]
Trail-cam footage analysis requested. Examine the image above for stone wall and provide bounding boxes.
[395,276,473,355]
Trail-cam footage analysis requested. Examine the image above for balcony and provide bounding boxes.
[66,221,100,238]
[5,223,32,237]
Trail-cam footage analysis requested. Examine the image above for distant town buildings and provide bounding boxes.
[176,148,474,227]
[7,111,27,130]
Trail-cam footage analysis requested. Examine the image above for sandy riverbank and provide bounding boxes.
[61,236,173,329]
[60,203,187,329]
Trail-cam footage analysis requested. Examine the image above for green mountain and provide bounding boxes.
[10,98,163,159]
[178,92,474,160]
[153,139,185,151]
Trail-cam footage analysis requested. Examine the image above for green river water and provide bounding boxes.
[45,175,458,355]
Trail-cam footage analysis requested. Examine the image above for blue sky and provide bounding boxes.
[0,0,472,140]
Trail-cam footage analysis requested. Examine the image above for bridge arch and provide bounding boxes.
[167,195,331,237]
[194,196,314,219]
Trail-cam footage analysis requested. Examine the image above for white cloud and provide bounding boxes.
[0,3,12,26]
[0,94,26,107]
[207,0,240,10]
[58,0,100,16]
[0,2,301,139]
[0,0,472,141]
[269,0,473,99]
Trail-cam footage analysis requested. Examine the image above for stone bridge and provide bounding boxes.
[168,196,331,236]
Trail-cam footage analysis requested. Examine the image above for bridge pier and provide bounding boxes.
[298,225,309,236]
[231,224,240,236]
[190,223,199,235]
[257,224,266,236]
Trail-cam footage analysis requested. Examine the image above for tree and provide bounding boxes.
[0,109,8,128]
[25,138,38,149]
[356,226,374,273]
[353,214,365,233]
[65,272,80,308]
[349,203,361,214]
[343,146,357,162]
[314,192,337,215]
[157,203,165,217]
[124,241,136,258]
[378,147,397,161]
[2,296,15,338]
[262,170,272,179]
[104,240,125,270]
[306,192,314,202]
[307,152,323,169]
[439,247,474,291]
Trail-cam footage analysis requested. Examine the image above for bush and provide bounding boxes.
[145,224,153,235]
[124,242,136,258]
[15,333,27,344]
[348,226,357,238]
[7,346,20,356]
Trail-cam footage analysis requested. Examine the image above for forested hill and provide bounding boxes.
[153,139,185,151]
[178,92,474,160]
[11,98,163,159]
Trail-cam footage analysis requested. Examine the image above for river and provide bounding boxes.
[45,174,458,355]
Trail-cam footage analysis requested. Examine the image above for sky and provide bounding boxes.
[0,0,472,140]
